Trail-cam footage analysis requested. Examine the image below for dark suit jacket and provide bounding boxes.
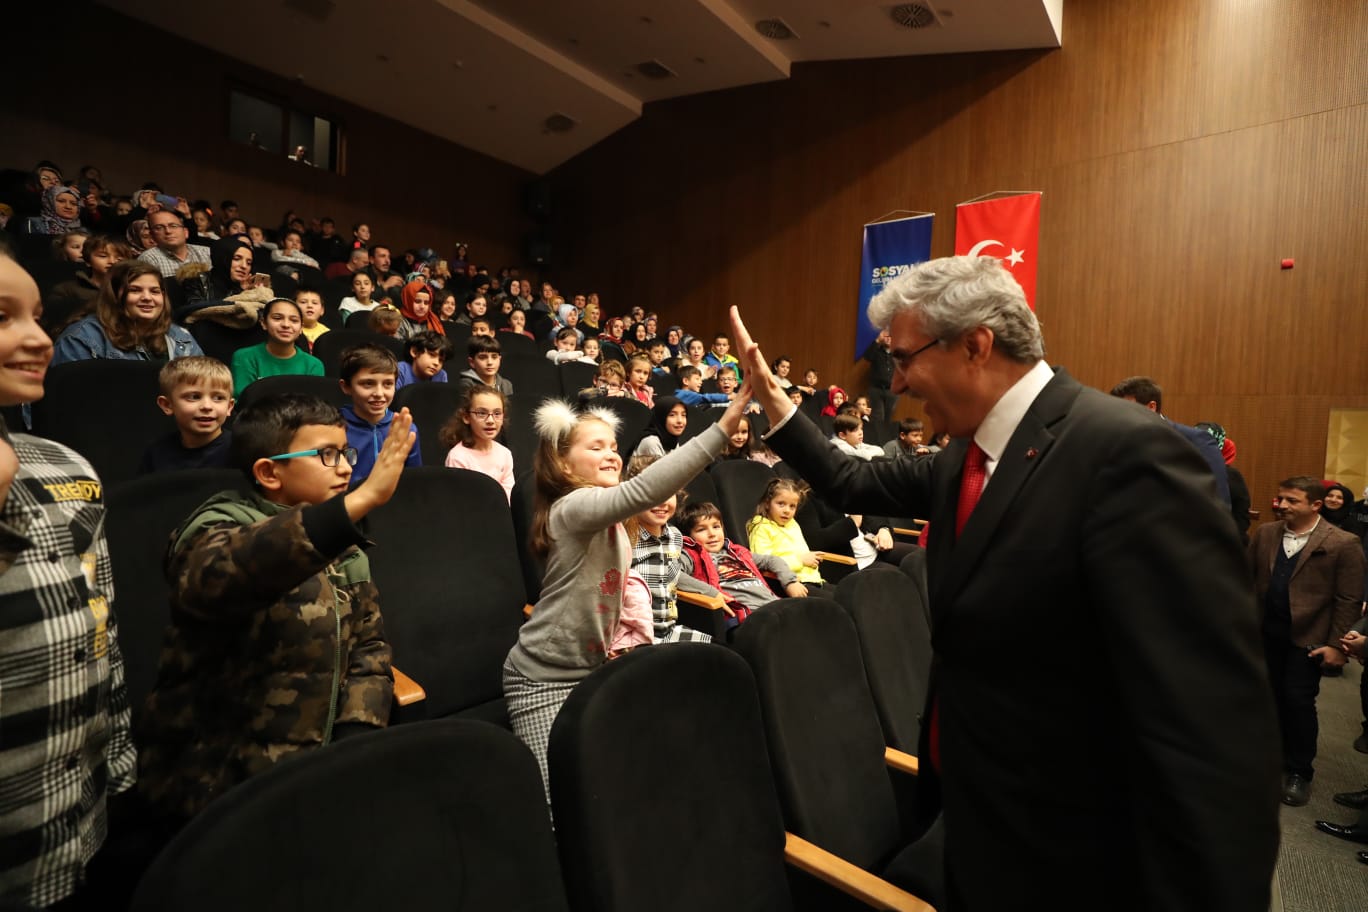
[1248,518,1364,647]
[768,367,1279,912]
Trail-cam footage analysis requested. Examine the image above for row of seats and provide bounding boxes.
[130,595,942,911]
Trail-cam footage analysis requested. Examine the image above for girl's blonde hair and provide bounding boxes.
[439,384,507,449]
[528,401,621,560]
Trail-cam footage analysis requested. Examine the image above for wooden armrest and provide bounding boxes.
[884,746,919,776]
[392,666,426,706]
[816,552,858,566]
[1247,509,1260,520]
[784,832,935,911]
[523,603,534,618]
[678,589,728,611]
[891,527,921,539]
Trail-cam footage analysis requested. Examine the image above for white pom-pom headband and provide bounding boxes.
[533,400,621,444]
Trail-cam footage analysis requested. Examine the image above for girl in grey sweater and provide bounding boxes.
[504,392,752,796]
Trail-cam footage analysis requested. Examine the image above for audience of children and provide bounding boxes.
[140,356,235,472]
[339,344,423,484]
[441,384,514,502]
[504,390,750,796]
[229,297,325,396]
[136,393,415,828]
[396,329,451,388]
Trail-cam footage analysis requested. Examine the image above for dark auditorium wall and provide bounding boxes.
[545,0,1368,511]
[0,4,530,268]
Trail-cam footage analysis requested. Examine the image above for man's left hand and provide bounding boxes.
[1309,645,1347,668]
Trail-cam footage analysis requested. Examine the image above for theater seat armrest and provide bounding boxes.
[678,589,728,611]
[891,527,921,539]
[884,746,919,776]
[783,832,935,912]
[392,667,426,706]
[816,552,858,566]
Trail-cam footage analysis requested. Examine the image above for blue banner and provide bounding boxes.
[856,214,934,358]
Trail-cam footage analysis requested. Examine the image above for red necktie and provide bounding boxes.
[929,441,988,773]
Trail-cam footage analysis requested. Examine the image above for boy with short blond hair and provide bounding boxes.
[139,356,236,473]
[454,335,514,396]
[579,359,629,402]
[339,345,422,484]
[295,287,329,353]
[137,392,415,825]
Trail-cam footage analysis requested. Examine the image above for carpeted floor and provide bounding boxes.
[1273,659,1368,911]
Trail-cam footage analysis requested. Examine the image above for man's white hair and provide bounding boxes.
[867,255,1044,363]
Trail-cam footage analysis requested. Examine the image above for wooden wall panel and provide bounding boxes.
[545,0,1368,511]
[0,4,532,265]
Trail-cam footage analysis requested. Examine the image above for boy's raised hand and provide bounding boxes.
[344,408,416,521]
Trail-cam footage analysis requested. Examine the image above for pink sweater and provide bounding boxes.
[444,442,515,503]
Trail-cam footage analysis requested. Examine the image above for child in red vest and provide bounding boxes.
[678,501,807,626]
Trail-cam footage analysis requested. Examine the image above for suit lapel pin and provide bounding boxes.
[1025,447,1039,460]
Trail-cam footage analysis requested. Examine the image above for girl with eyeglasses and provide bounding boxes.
[441,385,514,503]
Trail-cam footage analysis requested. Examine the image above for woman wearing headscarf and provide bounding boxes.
[397,279,444,340]
[1321,482,1360,535]
[634,396,689,459]
[24,184,83,236]
[181,235,255,317]
[550,302,584,346]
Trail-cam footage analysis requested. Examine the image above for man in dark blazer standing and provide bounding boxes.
[728,256,1280,912]
[1248,476,1363,806]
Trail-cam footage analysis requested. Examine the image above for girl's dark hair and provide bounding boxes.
[95,260,172,355]
[439,384,507,449]
[261,297,304,322]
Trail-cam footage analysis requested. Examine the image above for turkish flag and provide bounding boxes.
[954,192,1041,309]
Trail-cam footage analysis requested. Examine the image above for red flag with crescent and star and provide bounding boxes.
[954,192,1041,309]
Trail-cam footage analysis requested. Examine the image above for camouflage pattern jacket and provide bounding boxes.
[136,490,392,820]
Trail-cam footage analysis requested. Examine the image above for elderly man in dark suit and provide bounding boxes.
[728,256,1280,912]
[1249,476,1364,806]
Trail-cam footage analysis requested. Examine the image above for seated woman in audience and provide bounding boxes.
[52,228,90,263]
[338,271,379,324]
[271,228,319,271]
[746,477,834,597]
[550,302,583,346]
[506,392,749,795]
[397,279,445,341]
[580,297,601,335]
[623,320,651,355]
[441,385,514,503]
[229,297,325,396]
[181,235,255,318]
[598,315,626,346]
[125,218,153,254]
[53,260,202,365]
[664,325,683,357]
[45,234,130,334]
[634,396,688,458]
[24,184,83,237]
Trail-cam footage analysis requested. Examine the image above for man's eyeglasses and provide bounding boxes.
[267,446,359,467]
[469,409,504,421]
[890,338,941,370]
